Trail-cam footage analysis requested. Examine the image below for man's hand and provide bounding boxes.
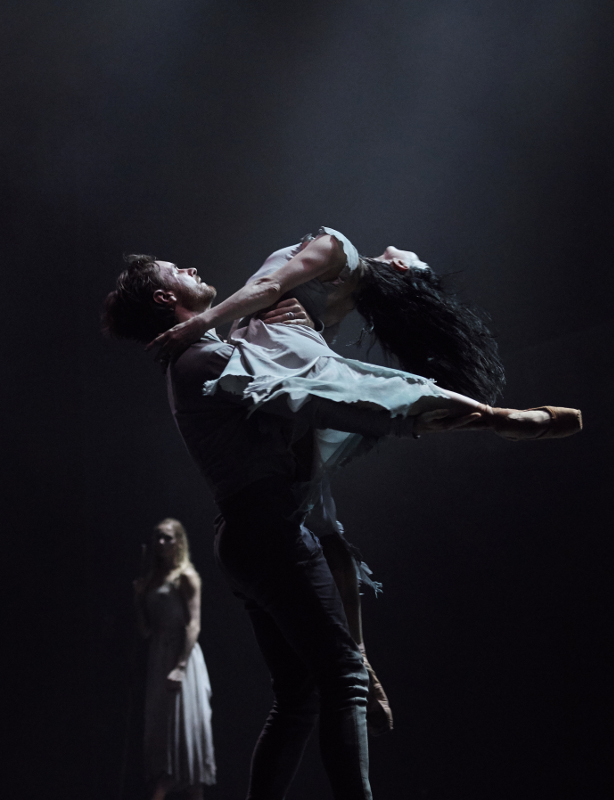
[146,314,211,369]
[258,298,315,329]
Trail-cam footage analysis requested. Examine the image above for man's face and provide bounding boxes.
[156,260,217,312]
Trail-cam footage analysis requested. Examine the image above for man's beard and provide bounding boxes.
[178,282,217,312]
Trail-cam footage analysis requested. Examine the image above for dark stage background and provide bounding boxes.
[3,1,613,798]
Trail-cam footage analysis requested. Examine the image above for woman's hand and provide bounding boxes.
[258,298,315,329]
[167,666,186,691]
[146,314,211,368]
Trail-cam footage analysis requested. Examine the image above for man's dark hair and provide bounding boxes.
[102,255,177,343]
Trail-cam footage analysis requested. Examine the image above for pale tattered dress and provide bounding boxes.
[144,581,216,788]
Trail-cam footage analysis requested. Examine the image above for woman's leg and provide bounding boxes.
[320,534,393,736]
[307,394,581,444]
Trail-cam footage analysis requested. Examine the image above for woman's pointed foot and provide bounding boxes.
[415,405,583,440]
[489,405,583,440]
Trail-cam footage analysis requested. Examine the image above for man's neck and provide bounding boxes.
[175,305,217,337]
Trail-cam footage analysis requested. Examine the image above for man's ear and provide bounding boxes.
[152,288,177,308]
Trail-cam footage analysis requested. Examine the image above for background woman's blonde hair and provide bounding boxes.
[143,517,196,587]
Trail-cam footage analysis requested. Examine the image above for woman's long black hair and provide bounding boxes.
[354,258,505,404]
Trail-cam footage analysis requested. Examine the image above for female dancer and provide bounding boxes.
[145,229,581,737]
[134,518,216,800]
[147,226,579,435]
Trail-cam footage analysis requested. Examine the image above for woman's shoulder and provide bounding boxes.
[248,242,303,282]
[314,227,360,275]
[178,566,201,594]
[253,228,360,281]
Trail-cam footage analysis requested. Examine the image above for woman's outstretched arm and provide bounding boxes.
[148,234,345,362]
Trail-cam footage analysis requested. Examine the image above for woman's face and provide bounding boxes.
[154,522,177,562]
[374,246,429,271]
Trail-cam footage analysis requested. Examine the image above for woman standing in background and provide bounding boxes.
[134,518,216,800]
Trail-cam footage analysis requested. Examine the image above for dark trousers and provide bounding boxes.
[215,478,372,800]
